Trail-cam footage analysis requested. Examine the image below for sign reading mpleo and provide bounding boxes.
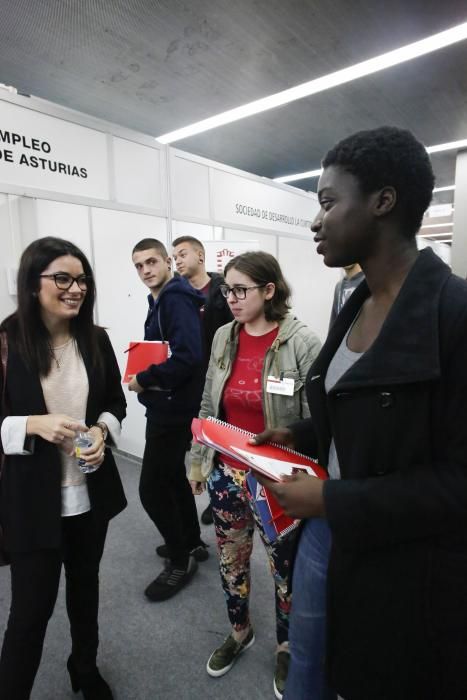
[0,100,109,199]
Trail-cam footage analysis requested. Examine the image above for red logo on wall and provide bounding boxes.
[216,248,235,273]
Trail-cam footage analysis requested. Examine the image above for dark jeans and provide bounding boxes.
[139,420,201,564]
[0,511,108,700]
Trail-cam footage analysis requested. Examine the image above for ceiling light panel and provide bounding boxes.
[420,223,454,229]
[156,21,467,144]
[426,139,467,153]
[274,169,323,183]
[418,233,453,239]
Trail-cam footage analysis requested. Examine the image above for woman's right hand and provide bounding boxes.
[249,427,295,449]
[26,415,87,445]
[190,480,205,496]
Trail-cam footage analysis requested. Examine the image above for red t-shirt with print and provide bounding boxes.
[221,325,279,469]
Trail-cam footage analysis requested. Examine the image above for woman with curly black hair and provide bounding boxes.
[257,126,467,700]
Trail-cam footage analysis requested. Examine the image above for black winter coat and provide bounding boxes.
[0,326,127,552]
[292,249,467,700]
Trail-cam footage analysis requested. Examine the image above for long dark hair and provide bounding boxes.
[224,251,291,321]
[1,236,100,376]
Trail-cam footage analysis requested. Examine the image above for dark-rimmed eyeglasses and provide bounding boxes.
[39,273,90,291]
[219,284,267,300]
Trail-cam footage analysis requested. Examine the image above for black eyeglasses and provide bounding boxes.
[219,284,267,300]
[39,273,90,291]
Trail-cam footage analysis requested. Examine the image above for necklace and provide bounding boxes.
[49,338,72,370]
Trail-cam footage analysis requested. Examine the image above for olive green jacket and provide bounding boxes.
[188,313,322,483]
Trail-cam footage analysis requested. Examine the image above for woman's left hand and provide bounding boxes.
[255,471,326,519]
[78,426,106,469]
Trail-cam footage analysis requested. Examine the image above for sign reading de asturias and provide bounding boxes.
[0,129,88,178]
[0,100,109,199]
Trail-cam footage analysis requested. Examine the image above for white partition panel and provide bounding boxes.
[35,200,93,261]
[113,137,165,210]
[172,220,214,241]
[91,208,167,457]
[171,155,210,220]
[278,236,340,343]
[223,228,277,257]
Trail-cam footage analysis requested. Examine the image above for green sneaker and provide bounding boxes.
[206,628,255,677]
[273,650,290,699]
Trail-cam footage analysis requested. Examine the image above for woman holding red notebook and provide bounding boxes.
[189,251,321,699]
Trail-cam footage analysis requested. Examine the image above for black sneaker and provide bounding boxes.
[201,504,214,525]
[155,541,210,562]
[190,543,209,562]
[144,557,198,601]
[155,543,171,559]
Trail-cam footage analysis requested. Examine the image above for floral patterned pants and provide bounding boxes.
[207,460,296,644]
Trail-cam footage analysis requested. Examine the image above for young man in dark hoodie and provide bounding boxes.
[129,238,206,601]
[172,235,233,525]
[172,236,233,369]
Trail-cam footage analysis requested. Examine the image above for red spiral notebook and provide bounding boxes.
[191,416,327,482]
[122,341,169,383]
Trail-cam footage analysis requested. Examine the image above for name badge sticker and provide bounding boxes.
[266,375,295,396]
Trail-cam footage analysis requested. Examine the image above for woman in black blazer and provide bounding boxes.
[0,237,127,700]
[255,127,467,700]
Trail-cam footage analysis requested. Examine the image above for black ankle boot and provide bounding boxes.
[67,656,113,700]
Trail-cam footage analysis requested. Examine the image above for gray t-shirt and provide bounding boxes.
[329,271,365,328]
[324,323,363,479]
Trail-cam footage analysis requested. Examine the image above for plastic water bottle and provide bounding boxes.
[74,431,98,474]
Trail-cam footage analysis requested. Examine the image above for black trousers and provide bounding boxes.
[139,420,201,564]
[0,511,108,700]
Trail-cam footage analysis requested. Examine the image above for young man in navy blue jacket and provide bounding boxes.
[129,238,206,601]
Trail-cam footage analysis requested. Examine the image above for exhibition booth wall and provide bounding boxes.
[0,92,339,457]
